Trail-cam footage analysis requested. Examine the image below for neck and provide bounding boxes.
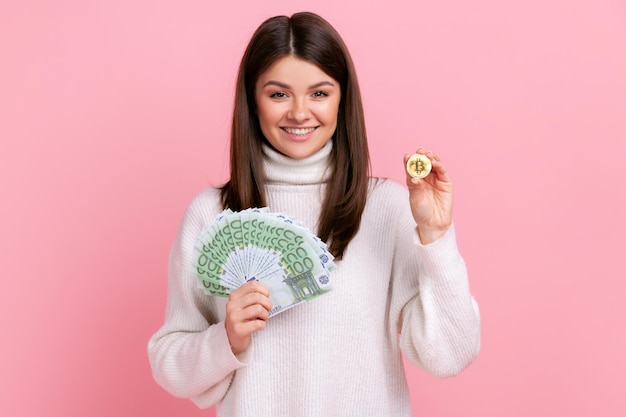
[262,141,334,185]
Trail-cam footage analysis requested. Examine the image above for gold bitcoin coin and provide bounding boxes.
[406,153,432,178]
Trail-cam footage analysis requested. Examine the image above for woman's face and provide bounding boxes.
[255,56,341,160]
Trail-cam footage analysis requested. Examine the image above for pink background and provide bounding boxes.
[2,0,625,416]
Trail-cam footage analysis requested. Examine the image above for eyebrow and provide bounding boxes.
[262,80,335,89]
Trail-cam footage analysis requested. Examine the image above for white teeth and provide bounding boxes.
[284,127,315,135]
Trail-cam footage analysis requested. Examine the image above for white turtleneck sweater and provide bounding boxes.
[148,141,480,416]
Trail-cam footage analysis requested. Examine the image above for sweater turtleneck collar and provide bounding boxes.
[262,140,334,185]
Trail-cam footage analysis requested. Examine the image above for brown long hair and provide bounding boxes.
[220,11,370,258]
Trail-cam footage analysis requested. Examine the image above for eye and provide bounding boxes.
[270,91,288,99]
[312,91,329,98]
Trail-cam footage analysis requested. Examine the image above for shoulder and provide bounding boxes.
[181,187,224,229]
[188,187,222,210]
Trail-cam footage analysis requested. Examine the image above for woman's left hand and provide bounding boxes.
[404,148,454,244]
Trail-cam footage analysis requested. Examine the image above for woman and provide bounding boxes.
[148,11,480,416]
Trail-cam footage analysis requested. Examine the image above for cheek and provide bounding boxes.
[257,102,284,126]
[320,102,340,126]
[256,109,275,131]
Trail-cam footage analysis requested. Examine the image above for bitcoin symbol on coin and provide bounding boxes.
[406,153,432,179]
[415,159,425,175]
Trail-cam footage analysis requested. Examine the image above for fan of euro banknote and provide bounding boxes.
[192,208,336,317]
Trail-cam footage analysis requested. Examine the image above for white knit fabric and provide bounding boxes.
[148,141,480,416]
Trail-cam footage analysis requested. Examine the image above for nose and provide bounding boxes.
[287,98,310,122]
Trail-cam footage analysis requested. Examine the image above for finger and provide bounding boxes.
[238,303,271,322]
[233,317,267,334]
[229,280,270,301]
[228,290,273,313]
[429,157,451,183]
[425,150,441,162]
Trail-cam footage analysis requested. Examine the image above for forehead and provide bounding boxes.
[257,56,338,87]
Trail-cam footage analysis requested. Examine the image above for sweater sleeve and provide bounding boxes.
[388,191,480,378]
[147,191,250,407]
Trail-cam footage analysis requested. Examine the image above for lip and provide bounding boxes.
[281,126,318,142]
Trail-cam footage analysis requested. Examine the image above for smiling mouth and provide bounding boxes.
[282,127,317,136]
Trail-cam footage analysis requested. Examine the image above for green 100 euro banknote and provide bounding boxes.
[192,208,336,317]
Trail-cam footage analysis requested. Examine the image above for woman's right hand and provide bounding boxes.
[225,280,272,354]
